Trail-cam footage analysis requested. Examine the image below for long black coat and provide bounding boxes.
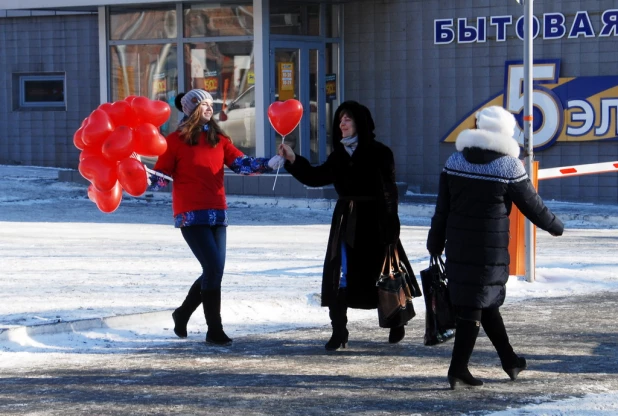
[285,101,421,309]
[427,129,564,310]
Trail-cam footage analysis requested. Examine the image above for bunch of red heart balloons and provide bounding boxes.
[73,96,171,213]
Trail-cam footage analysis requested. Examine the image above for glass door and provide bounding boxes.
[271,41,324,163]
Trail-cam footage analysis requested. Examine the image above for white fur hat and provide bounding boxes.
[180,89,213,116]
[455,106,521,158]
[475,106,517,137]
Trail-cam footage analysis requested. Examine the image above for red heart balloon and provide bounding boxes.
[102,126,134,162]
[131,97,171,127]
[133,123,168,157]
[88,182,123,213]
[73,126,86,150]
[104,100,139,128]
[267,99,303,137]
[82,109,114,147]
[78,155,118,192]
[117,157,148,197]
[79,145,103,161]
[98,102,113,112]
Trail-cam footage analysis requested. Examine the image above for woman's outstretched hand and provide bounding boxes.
[278,143,296,164]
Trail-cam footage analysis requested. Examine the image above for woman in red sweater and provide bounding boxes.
[151,89,281,346]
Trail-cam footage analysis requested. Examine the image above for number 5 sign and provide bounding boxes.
[504,60,564,150]
[441,59,618,151]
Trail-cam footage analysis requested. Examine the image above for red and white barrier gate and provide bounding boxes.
[510,160,618,277]
[538,161,618,180]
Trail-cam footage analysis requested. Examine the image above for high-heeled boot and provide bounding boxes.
[325,288,348,351]
[389,325,405,344]
[447,318,484,389]
[172,279,202,338]
[202,289,232,346]
[481,308,527,380]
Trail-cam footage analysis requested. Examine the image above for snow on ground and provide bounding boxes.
[1,164,618,414]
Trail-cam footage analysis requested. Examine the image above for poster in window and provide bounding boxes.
[203,70,219,95]
[278,62,295,101]
[325,74,337,101]
[153,73,167,100]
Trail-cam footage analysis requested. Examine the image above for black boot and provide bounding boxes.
[325,288,348,351]
[448,318,484,389]
[481,308,527,380]
[202,289,232,346]
[389,326,405,344]
[172,280,202,338]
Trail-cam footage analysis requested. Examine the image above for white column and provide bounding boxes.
[98,6,108,104]
[253,0,269,157]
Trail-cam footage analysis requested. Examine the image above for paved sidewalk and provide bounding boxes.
[1,292,616,415]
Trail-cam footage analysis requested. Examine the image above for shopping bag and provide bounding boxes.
[376,245,416,328]
[420,255,456,345]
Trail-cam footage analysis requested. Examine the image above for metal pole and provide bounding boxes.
[523,0,535,282]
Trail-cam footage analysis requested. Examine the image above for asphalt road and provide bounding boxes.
[1,292,616,416]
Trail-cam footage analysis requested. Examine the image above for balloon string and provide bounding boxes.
[145,166,173,182]
[272,135,285,191]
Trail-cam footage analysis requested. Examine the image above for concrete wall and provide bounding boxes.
[0,14,99,168]
[342,0,618,204]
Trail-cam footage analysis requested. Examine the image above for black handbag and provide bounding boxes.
[420,255,456,346]
[376,245,416,328]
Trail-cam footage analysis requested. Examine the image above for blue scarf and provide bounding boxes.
[340,136,358,156]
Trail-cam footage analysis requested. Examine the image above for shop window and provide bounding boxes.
[270,4,319,36]
[109,43,178,139]
[14,73,66,110]
[184,41,255,155]
[183,3,254,37]
[109,5,177,40]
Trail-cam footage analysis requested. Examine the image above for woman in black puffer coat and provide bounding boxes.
[427,106,564,390]
[279,101,421,351]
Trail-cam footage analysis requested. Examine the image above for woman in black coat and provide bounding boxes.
[279,100,421,350]
[427,106,564,389]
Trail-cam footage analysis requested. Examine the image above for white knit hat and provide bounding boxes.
[180,89,213,116]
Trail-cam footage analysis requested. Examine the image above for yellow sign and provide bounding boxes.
[278,62,295,101]
[325,74,337,101]
[153,73,167,96]
[204,77,219,93]
[247,71,255,85]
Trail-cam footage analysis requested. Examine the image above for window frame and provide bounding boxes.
[18,74,67,110]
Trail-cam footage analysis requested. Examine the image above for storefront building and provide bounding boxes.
[1,1,617,203]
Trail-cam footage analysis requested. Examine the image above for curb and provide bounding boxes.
[226,195,437,218]
[227,195,618,226]
[0,310,171,342]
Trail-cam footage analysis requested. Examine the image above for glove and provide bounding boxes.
[147,173,169,192]
[267,155,286,170]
